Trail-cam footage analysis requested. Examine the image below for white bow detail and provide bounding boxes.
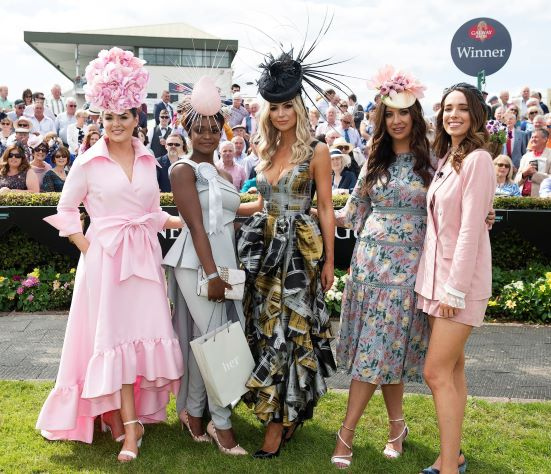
[197,162,223,234]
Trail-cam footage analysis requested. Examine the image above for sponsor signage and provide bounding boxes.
[450,18,512,76]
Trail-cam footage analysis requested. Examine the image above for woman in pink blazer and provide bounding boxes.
[415,83,495,474]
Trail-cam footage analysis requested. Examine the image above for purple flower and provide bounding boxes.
[22,276,39,288]
[13,275,21,281]
[16,286,24,295]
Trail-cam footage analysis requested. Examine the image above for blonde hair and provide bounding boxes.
[256,96,314,172]
[493,155,515,182]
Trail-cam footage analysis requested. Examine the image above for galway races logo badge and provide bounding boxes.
[469,21,495,42]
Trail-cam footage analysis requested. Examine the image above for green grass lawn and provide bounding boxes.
[1,382,550,474]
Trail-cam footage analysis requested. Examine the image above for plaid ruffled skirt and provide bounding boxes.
[237,211,336,425]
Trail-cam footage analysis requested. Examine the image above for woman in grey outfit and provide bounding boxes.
[163,105,247,456]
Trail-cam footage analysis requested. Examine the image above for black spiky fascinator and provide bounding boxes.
[255,15,356,106]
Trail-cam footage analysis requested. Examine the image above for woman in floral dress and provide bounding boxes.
[331,67,433,469]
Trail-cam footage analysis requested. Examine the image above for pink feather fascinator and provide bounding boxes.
[367,65,425,109]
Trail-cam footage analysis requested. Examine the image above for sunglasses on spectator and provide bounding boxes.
[336,146,349,151]
[160,115,170,119]
[67,104,77,108]
[16,105,25,109]
[1,121,11,125]
[528,111,537,115]
[495,163,510,168]
[54,154,65,159]
[8,153,23,158]
[35,148,48,153]
[166,143,181,147]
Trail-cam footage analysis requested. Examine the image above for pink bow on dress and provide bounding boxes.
[93,212,164,283]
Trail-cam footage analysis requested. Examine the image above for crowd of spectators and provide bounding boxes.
[0,83,550,197]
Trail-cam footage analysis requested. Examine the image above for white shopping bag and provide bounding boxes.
[190,321,255,407]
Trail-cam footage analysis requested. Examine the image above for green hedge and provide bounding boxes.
[492,229,549,270]
[0,192,352,208]
[2,193,549,209]
[0,228,76,274]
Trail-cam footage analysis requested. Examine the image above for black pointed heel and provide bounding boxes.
[252,427,287,459]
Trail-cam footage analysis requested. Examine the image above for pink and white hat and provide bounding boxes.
[84,47,149,114]
[368,65,426,109]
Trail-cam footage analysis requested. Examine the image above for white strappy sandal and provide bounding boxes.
[117,419,144,462]
[383,418,409,459]
[330,424,354,469]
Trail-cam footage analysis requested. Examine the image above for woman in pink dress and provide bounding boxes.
[415,83,495,474]
[36,48,184,463]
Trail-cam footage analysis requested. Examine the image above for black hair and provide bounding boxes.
[183,112,224,135]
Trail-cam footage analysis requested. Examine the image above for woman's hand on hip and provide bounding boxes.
[321,261,334,292]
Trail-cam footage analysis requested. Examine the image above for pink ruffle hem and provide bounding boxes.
[36,337,182,444]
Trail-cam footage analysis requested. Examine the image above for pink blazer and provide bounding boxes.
[415,149,496,301]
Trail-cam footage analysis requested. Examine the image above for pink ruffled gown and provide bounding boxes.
[36,136,184,443]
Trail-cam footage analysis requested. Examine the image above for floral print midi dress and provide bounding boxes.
[336,153,429,384]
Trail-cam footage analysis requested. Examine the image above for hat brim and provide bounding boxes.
[330,143,354,154]
[381,91,417,109]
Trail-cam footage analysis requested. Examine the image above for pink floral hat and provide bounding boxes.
[368,65,426,109]
[84,47,149,114]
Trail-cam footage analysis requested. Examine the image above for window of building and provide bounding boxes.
[139,48,230,67]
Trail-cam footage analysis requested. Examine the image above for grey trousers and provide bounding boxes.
[174,268,232,430]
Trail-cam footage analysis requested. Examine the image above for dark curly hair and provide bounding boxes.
[365,100,433,190]
[432,83,489,172]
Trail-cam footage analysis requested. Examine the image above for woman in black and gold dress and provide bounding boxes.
[237,51,336,458]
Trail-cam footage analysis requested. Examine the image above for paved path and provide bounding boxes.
[1,313,550,401]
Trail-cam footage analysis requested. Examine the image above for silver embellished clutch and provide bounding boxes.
[196,266,246,300]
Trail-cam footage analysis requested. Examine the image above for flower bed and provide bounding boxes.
[0,267,75,312]
[487,268,551,323]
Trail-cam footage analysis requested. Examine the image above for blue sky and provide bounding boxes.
[2,0,549,109]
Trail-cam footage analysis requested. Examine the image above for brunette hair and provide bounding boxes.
[433,83,488,172]
[0,143,30,175]
[52,146,70,166]
[22,88,33,102]
[83,130,101,151]
[365,100,433,190]
[167,132,189,154]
